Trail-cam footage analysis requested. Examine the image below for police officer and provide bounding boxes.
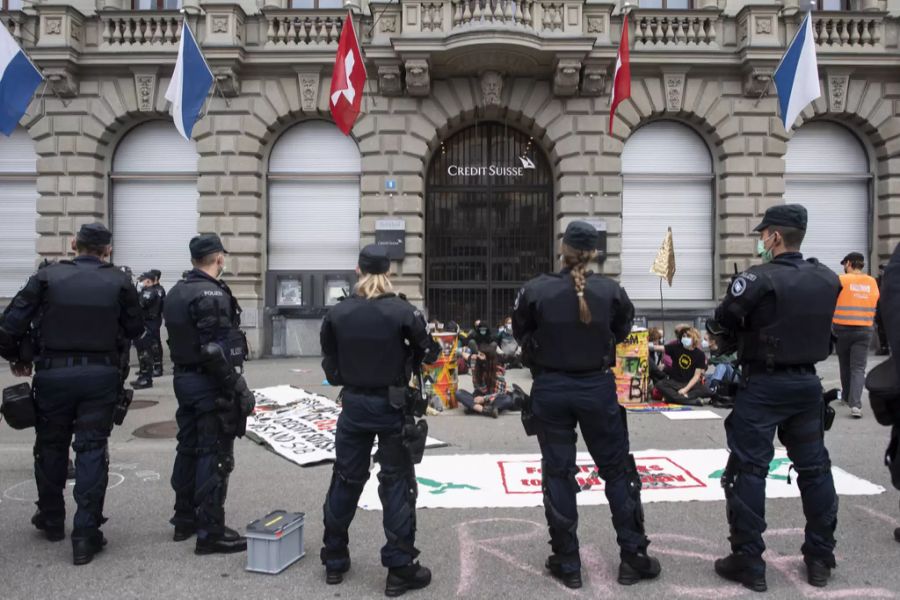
[163,234,255,555]
[707,205,841,591]
[149,269,166,376]
[131,271,165,389]
[512,221,660,590]
[0,223,143,565]
[320,245,439,597]
[877,242,900,542]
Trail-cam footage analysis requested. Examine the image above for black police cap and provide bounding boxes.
[562,220,600,251]
[358,244,390,275]
[149,269,162,279]
[189,234,228,259]
[840,252,865,266]
[139,271,154,281]
[76,223,112,246]
[753,204,808,232]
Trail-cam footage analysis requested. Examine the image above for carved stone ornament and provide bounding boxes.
[298,72,320,111]
[378,65,402,97]
[580,66,606,97]
[553,60,580,97]
[71,22,82,42]
[45,68,77,98]
[134,73,157,112]
[827,74,850,112]
[480,70,503,105]
[211,16,229,34]
[406,60,430,97]
[213,67,240,98]
[45,17,62,36]
[755,16,773,35]
[586,16,605,34]
[663,72,686,112]
[380,16,398,33]
[742,67,773,97]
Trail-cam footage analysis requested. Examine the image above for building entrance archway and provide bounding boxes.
[425,122,554,327]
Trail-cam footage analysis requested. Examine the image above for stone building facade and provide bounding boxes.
[1,0,898,355]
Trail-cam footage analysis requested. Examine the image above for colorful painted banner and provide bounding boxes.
[358,449,884,510]
[424,332,459,409]
[621,402,693,413]
[246,385,446,467]
[613,328,649,403]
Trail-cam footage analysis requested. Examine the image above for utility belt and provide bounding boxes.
[743,363,816,377]
[174,364,206,374]
[35,353,118,371]
[343,385,390,397]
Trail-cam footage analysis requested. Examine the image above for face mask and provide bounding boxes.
[757,234,776,264]
[701,340,710,350]
[681,337,693,349]
[504,324,512,333]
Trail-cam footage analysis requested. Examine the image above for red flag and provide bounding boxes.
[609,17,631,134]
[329,12,366,136]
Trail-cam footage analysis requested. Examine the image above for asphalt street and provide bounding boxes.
[1,354,898,600]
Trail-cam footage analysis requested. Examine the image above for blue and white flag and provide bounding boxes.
[164,21,213,141]
[0,23,43,137]
[773,12,821,131]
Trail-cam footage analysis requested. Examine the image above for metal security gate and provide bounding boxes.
[426,122,554,328]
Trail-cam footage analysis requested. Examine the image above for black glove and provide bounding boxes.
[232,375,256,418]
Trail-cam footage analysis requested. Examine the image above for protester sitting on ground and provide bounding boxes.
[647,327,666,383]
[497,316,523,368]
[456,342,522,418]
[706,334,738,393]
[653,326,714,406]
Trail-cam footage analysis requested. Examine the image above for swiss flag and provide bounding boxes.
[609,17,631,134]
[329,12,366,136]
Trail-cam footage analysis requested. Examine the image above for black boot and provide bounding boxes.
[194,526,247,555]
[895,527,900,543]
[326,561,351,585]
[130,375,152,390]
[153,364,163,378]
[545,555,582,589]
[618,551,661,585]
[72,529,106,565]
[714,553,767,592]
[385,562,432,597]
[173,523,196,542]
[805,557,834,587]
[31,510,64,542]
[482,403,499,418]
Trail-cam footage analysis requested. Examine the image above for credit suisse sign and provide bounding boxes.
[447,155,536,177]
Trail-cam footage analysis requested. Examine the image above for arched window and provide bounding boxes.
[111,121,199,290]
[621,121,714,301]
[784,122,870,273]
[0,127,37,298]
[267,120,360,271]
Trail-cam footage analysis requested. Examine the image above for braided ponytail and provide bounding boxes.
[561,242,597,324]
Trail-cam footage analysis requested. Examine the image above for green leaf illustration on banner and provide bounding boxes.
[417,477,480,495]
[708,457,793,482]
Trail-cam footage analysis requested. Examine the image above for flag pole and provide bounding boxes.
[659,277,666,335]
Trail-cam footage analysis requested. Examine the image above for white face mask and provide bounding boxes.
[701,340,710,350]
[681,337,693,349]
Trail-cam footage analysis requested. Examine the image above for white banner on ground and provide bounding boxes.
[246,385,446,467]
[358,449,884,510]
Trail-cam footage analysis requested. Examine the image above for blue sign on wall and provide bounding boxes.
[385,179,397,191]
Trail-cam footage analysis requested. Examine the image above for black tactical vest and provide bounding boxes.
[328,294,415,388]
[528,273,622,372]
[739,259,840,366]
[37,260,123,355]
[164,273,242,367]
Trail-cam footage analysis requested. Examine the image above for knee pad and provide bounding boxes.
[721,453,769,493]
[217,452,234,477]
[72,438,108,454]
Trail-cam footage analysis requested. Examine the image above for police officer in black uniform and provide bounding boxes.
[707,205,841,591]
[149,269,166,376]
[163,234,254,555]
[0,223,143,565]
[131,271,165,389]
[512,221,660,590]
[320,244,440,597]
[876,242,900,542]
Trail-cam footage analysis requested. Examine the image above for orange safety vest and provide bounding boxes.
[833,272,880,327]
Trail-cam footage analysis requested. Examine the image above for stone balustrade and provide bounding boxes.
[446,0,582,33]
[263,11,344,47]
[100,11,182,48]
[632,11,719,48]
[812,12,883,49]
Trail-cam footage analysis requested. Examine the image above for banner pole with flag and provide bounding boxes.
[164,16,214,142]
[608,10,631,134]
[0,22,44,136]
[650,227,676,333]
[773,9,820,131]
[329,11,366,136]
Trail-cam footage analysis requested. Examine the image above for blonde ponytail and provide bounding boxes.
[355,273,393,299]
[561,242,597,324]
